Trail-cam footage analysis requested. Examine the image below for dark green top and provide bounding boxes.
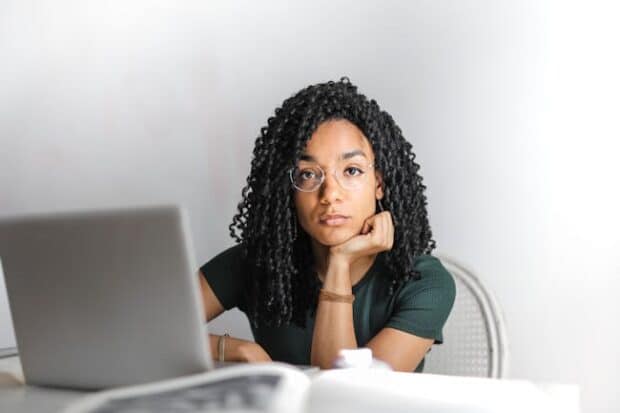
[200,244,456,372]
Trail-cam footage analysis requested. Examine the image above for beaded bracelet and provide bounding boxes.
[217,333,229,362]
[319,288,355,303]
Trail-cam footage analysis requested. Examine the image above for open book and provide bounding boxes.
[63,363,312,413]
[63,362,568,413]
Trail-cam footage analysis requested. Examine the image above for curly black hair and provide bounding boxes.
[229,77,436,328]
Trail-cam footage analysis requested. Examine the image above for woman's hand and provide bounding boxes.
[329,211,394,266]
[235,341,273,363]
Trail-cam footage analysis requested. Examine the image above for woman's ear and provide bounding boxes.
[375,170,384,200]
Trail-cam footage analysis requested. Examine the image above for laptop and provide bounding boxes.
[0,205,315,412]
[0,205,214,389]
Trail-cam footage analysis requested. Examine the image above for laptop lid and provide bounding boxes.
[0,205,212,389]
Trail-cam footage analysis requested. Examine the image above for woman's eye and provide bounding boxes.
[300,170,316,180]
[344,167,363,177]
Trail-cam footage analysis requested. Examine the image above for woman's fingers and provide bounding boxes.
[362,211,394,251]
[385,211,394,249]
[331,211,394,262]
[361,219,372,235]
[382,211,393,250]
[381,212,393,250]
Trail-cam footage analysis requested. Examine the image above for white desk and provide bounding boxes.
[0,356,580,413]
[0,356,84,413]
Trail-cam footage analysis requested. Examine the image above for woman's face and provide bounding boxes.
[293,119,384,247]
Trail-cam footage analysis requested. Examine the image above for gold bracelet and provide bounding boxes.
[319,289,355,303]
[218,333,229,362]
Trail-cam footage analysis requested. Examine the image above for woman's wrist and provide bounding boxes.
[327,249,354,267]
[323,255,353,293]
[209,334,245,362]
[224,336,248,362]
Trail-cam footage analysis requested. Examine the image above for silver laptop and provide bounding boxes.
[0,205,213,389]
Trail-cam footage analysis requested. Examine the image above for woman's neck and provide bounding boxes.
[310,238,377,287]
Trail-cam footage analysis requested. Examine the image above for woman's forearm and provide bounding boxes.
[310,258,358,368]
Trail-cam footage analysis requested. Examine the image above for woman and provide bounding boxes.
[199,77,455,372]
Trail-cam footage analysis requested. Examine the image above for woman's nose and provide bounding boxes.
[319,170,345,202]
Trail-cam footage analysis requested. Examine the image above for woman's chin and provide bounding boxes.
[313,229,358,246]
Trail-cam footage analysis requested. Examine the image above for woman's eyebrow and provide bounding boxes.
[341,150,368,160]
[300,150,368,162]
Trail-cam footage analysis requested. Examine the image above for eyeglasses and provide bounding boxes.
[289,160,376,192]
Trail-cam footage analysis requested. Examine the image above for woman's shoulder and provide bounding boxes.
[413,254,452,277]
[385,254,457,345]
[397,254,456,297]
[199,243,247,275]
[211,243,245,260]
[199,243,248,311]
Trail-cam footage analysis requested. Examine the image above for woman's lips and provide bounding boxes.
[319,215,350,226]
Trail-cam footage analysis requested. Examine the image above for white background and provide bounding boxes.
[1,1,618,412]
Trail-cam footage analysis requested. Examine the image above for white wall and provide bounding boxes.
[1,1,618,412]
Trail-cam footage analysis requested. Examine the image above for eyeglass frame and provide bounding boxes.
[288,161,377,193]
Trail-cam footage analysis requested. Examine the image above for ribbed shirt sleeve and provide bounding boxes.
[199,244,247,311]
[385,256,456,344]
